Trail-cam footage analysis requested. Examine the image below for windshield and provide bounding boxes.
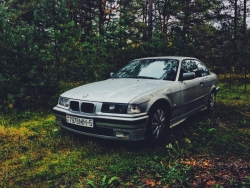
[113,58,179,81]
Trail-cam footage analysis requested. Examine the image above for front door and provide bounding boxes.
[180,59,205,115]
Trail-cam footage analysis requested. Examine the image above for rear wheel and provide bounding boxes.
[207,92,216,112]
[146,105,168,141]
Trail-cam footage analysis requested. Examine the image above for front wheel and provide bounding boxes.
[207,92,216,112]
[146,106,168,141]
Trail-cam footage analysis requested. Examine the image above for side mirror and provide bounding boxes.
[110,72,115,78]
[183,72,195,80]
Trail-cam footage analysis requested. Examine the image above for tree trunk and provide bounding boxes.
[99,0,105,36]
[148,0,153,41]
[162,0,168,37]
[142,0,148,41]
[183,0,190,42]
[243,0,246,92]
[233,0,237,61]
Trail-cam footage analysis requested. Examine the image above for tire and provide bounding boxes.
[145,105,169,141]
[207,92,216,112]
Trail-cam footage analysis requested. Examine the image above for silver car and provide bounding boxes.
[53,56,219,141]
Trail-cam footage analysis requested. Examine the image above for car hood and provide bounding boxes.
[61,78,172,103]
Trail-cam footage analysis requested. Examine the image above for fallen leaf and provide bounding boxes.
[156,180,162,185]
[185,161,196,165]
[203,162,209,166]
[206,180,216,186]
[144,179,155,186]
[155,174,163,178]
[95,166,104,170]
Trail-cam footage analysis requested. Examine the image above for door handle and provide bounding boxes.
[200,82,204,86]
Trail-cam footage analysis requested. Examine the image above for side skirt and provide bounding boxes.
[169,105,206,128]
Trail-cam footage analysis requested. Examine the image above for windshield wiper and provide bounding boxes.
[114,76,158,79]
[133,76,158,80]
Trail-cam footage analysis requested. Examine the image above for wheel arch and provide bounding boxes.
[147,98,171,116]
[210,86,217,95]
[145,98,171,141]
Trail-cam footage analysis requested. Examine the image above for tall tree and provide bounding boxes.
[243,0,247,91]
[183,0,190,42]
[99,0,121,36]
[148,0,153,41]
[233,0,238,63]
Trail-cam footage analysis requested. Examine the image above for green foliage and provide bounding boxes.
[0,78,250,187]
[87,175,118,188]
[0,0,250,112]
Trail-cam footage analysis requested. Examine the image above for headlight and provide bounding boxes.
[101,103,141,114]
[127,104,141,114]
[101,103,128,114]
[58,97,70,108]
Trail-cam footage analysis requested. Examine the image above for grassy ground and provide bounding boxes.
[0,74,250,188]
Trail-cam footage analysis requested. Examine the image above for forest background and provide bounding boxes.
[0,0,249,110]
[1,1,250,187]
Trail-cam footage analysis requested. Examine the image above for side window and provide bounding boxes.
[181,59,202,78]
[181,60,198,73]
[195,60,210,77]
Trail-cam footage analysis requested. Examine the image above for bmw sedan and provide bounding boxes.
[53,56,219,141]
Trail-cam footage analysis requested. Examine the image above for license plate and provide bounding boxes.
[66,115,93,128]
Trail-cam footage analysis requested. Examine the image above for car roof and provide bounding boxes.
[134,56,198,61]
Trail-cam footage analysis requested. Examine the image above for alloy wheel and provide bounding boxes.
[208,92,216,111]
[151,109,166,139]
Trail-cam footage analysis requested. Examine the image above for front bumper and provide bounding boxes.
[53,106,148,141]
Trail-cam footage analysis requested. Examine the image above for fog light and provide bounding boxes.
[115,131,130,138]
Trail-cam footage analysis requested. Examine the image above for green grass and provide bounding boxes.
[0,74,250,187]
